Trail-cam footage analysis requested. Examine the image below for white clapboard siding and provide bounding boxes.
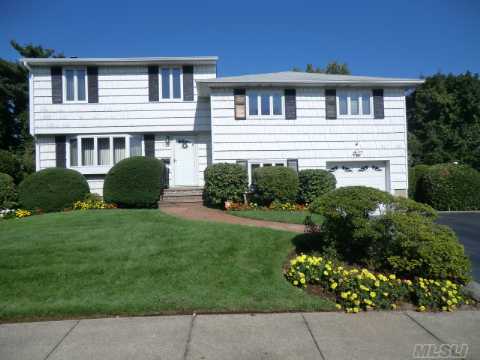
[31,64,216,134]
[36,136,56,170]
[210,87,408,192]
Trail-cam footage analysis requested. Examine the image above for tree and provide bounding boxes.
[294,61,351,75]
[0,41,64,181]
[407,72,480,170]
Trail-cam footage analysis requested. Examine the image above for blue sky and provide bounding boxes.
[1,0,479,78]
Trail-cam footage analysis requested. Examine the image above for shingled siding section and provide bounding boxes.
[209,87,408,192]
[30,64,215,134]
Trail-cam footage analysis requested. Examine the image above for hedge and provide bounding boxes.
[0,173,17,208]
[416,163,480,210]
[203,163,248,206]
[252,166,299,205]
[18,168,90,212]
[408,164,430,199]
[0,150,20,182]
[309,186,470,282]
[103,156,166,208]
[298,169,336,204]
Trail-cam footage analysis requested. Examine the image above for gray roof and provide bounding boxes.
[21,56,218,67]
[196,71,423,95]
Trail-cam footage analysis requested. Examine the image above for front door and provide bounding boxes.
[173,137,197,186]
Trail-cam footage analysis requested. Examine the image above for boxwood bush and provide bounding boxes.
[18,168,89,212]
[103,156,166,208]
[408,164,430,199]
[416,163,480,210]
[203,163,248,206]
[0,173,17,208]
[298,169,336,204]
[252,166,299,205]
[309,186,470,282]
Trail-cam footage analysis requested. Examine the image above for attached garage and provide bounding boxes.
[326,161,390,192]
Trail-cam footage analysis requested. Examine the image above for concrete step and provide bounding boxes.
[163,190,203,197]
[159,187,204,207]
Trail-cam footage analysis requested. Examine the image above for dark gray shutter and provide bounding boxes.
[87,66,98,103]
[182,65,194,101]
[144,134,155,158]
[234,89,246,120]
[148,66,159,102]
[55,136,66,168]
[373,89,384,119]
[236,160,247,171]
[51,67,63,104]
[285,89,297,120]
[325,89,337,119]
[287,159,298,173]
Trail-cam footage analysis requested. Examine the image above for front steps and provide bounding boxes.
[158,186,204,207]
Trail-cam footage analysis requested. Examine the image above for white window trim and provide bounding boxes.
[63,67,88,103]
[336,89,374,119]
[160,67,183,101]
[247,160,287,184]
[246,90,285,119]
[66,134,145,173]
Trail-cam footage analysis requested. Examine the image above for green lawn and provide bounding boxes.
[0,210,333,321]
[229,209,324,225]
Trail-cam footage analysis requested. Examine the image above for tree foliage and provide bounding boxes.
[294,61,351,75]
[407,72,480,170]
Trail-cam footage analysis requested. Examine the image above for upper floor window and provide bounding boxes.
[161,67,182,99]
[64,68,87,102]
[338,90,372,117]
[247,91,284,118]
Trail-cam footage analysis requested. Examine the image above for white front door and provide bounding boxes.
[173,137,197,186]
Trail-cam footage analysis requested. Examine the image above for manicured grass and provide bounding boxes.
[0,210,333,321]
[229,209,324,225]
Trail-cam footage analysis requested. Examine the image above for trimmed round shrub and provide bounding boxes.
[416,163,480,210]
[309,186,394,261]
[371,212,471,283]
[0,150,20,182]
[408,164,430,199]
[298,169,336,204]
[103,156,165,208]
[203,163,248,206]
[19,168,89,212]
[252,166,299,205]
[0,173,17,208]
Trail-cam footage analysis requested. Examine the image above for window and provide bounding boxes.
[81,138,94,166]
[68,135,144,168]
[97,138,110,165]
[337,90,372,117]
[64,68,87,102]
[247,91,284,118]
[249,93,258,115]
[248,161,288,184]
[113,137,126,164]
[161,67,182,99]
[69,139,78,166]
[130,135,143,157]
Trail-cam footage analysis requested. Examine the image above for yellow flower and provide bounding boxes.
[353,307,359,313]
[300,278,306,284]
[335,304,342,310]
[293,280,298,286]
[383,292,389,297]
[418,305,426,312]
[374,281,380,287]
[391,304,397,310]
[389,274,396,280]
[370,292,376,298]
[323,271,329,276]
[330,282,338,290]
[340,292,348,299]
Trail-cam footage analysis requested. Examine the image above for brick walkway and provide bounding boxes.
[161,204,304,233]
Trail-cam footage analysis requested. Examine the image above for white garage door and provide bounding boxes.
[326,161,389,192]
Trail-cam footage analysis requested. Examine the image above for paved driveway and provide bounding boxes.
[437,212,480,281]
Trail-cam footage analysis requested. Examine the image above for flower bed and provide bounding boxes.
[227,201,307,212]
[73,198,116,210]
[285,254,472,313]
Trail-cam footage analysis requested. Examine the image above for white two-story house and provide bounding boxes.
[22,56,423,197]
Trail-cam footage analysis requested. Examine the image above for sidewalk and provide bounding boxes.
[1,311,478,360]
[161,204,305,233]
